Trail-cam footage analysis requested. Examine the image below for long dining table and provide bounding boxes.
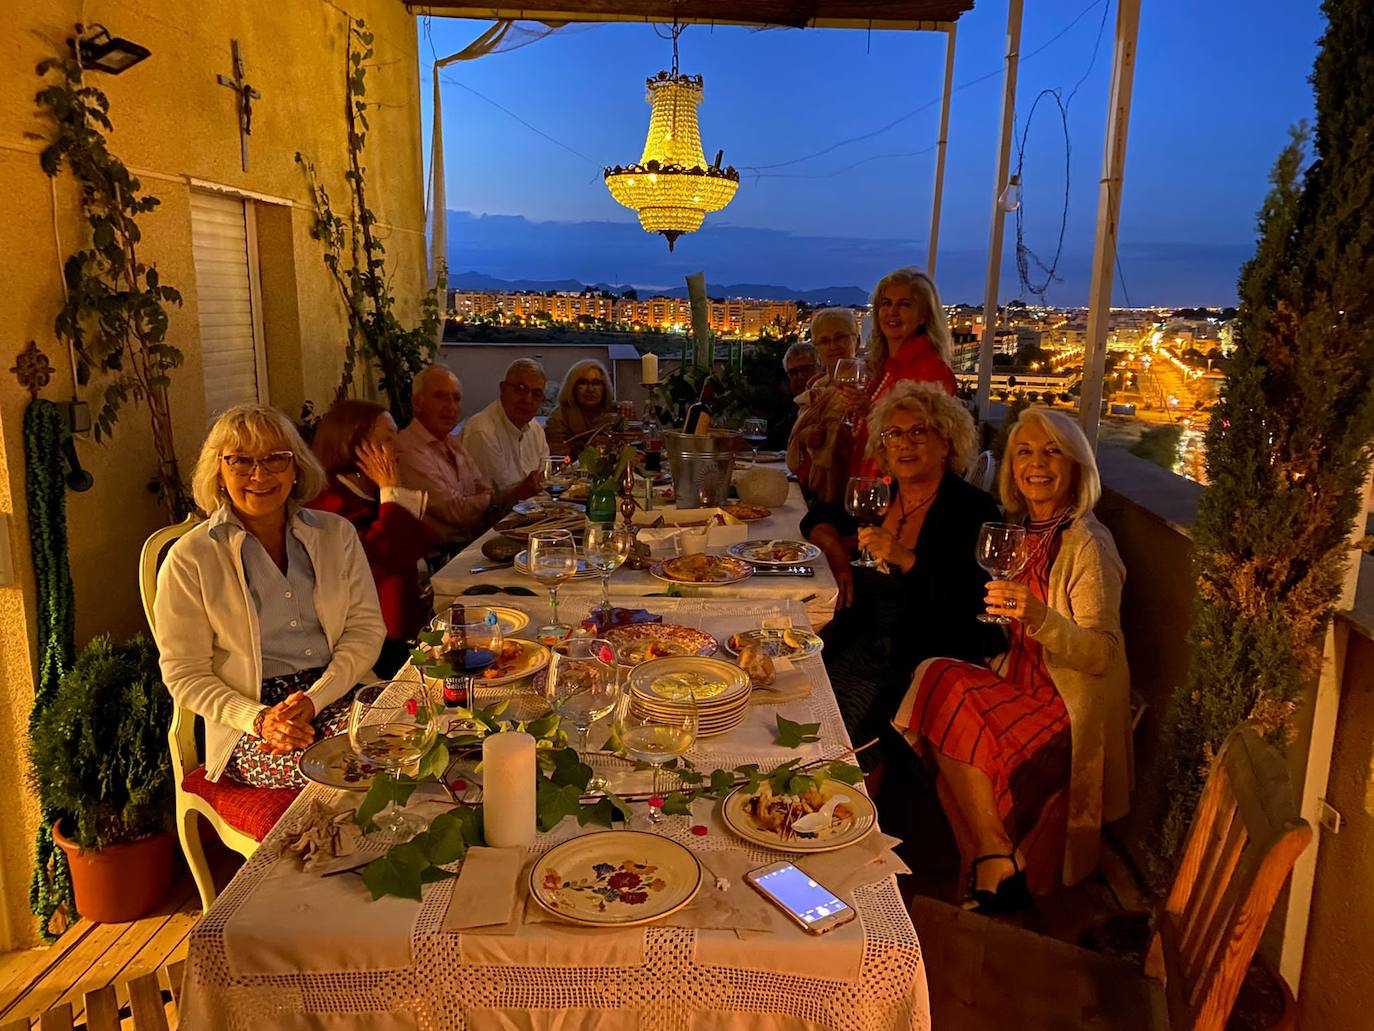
[176,593,930,1031]
[430,483,842,633]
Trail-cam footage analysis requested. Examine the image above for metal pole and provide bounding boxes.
[975,0,1023,421]
[927,25,957,278]
[1078,0,1141,450]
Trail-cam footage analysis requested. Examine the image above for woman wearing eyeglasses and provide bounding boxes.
[802,382,1000,750]
[153,404,385,793]
[545,359,615,456]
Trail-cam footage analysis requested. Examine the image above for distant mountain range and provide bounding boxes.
[450,270,869,307]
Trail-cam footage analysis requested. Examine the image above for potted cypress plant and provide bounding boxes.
[29,635,176,923]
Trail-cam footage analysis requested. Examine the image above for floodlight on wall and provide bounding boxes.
[69,24,150,75]
[603,25,738,251]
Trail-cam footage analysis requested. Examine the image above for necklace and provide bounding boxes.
[893,482,940,538]
[1018,510,1072,573]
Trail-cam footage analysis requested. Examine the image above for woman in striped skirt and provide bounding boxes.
[893,408,1132,912]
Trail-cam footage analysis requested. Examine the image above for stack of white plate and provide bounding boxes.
[627,657,752,738]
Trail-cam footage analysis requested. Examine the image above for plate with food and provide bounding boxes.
[514,551,599,579]
[496,505,586,541]
[605,624,717,666]
[722,627,824,660]
[628,656,751,709]
[512,497,587,516]
[721,778,877,853]
[299,735,383,791]
[529,830,702,927]
[723,503,771,522]
[725,539,821,566]
[650,553,753,586]
[477,638,551,687]
[748,450,787,463]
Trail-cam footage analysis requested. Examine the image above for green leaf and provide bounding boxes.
[524,712,562,741]
[601,790,636,824]
[600,724,625,753]
[578,797,616,827]
[417,629,444,647]
[417,739,451,782]
[660,791,695,816]
[409,647,431,665]
[767,758,803,796]
[827,762,865,785]
[786,774,818,796]
[536,780,585,832]
[548,747,593,791]
[354,773,418,832]
[420,865,454,885]
[360,842,427,901]
[775,716,821,748]
[423,807,482,865]
[708,768,738,797]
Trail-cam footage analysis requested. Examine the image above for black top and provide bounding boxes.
[807,472,1005,740]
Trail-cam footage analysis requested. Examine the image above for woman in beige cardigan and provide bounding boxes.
[892,407,1130,912]
[154,404,385,790]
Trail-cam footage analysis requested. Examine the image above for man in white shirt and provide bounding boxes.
[459,358,547,506]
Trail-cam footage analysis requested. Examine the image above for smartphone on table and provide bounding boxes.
[745,861,856,935]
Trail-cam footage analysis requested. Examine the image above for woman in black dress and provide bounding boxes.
[804,382,1002,750]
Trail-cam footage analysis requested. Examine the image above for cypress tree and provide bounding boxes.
[1152,0,1374,874]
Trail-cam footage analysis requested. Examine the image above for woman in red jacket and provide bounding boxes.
[848,267,958,476]
[309,400,437,676]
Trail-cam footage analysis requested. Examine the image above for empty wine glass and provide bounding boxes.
[584,521,634,615]
[547,638,619,755]
[845,475,892,569]
[834,358,873,430]
[741,417,768,464]
[975,522,1029,624]
[348,681,438,842]
[527,528,578,638]
[616,691,697,831]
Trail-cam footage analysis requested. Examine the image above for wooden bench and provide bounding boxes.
[0,960,184,1031]
[909,724,1311,1030]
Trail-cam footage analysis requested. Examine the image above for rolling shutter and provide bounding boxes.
[190,190,267,415]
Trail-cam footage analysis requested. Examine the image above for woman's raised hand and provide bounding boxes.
[356,440,400,489]
[857,526,912,571]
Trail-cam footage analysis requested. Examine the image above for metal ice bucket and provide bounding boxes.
[665,430,742,509]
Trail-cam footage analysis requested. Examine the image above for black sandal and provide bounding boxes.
[961,852,1031,915]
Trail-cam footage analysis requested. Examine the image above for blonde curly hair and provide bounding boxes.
[866,381,976,475]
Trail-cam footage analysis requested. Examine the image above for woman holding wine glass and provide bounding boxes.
[892,407,1130,912]
[804,383,1002,751]
[788,308,861,504]
[847,267,958,478]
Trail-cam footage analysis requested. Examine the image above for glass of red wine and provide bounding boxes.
[845,475,892,569]
[432,604,504,711]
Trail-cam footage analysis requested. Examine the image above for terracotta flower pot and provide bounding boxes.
[53,821,175,923]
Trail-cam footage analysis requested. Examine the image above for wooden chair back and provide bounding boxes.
[138,515,201,784]
[1145,725,1312,1031]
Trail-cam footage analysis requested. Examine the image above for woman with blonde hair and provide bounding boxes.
[545,358,615,455]
[848,267,957,477]
[153,404,385,795]
[892,406,1130,912]
[803,382,1001,747]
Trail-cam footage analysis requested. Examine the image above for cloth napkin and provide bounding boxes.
[283,798,367,873]
[747,657,813,705]
[443,846,527,933]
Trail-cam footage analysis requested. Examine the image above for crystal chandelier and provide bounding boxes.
[604,28,738,251]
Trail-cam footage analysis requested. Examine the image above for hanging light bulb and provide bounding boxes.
[999,174,1022,213]
[603,27,739,251]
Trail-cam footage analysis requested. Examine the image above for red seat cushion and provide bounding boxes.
[182,766,300,842]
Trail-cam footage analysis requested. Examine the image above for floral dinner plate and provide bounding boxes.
[528,830,703,927]
[299,735,381,791]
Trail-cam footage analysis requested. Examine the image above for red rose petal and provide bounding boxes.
[449,779,468,792]
[648,795,665,808]
[405,698,418,716]
[690,824,708,836]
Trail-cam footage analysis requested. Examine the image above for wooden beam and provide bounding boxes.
[407,3,966,31]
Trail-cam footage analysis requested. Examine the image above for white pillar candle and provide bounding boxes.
[641,352,659,385]
[481,732,536,849]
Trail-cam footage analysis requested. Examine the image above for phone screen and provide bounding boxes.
[752,864,850,926]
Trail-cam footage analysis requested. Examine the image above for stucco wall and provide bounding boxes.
[0,0,424,948]
[1299,620,1374,1029]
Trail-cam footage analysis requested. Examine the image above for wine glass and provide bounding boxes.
[975,522,1029,624]
[541,455,571,505]
[547,638,619,755]
[834,358,873,430]
[741,417,768,464]
[616,691,697,830]
[584,521,634,615]
[348,681,438,841]
[527,528,578,638]
[845,475,892,569]
[432,605,505,710]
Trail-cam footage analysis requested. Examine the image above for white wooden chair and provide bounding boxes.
[140,516,260,912]
[964,449,997,493]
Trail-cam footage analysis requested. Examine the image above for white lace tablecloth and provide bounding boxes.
[179,599,928,1031]
[430,485,840,632]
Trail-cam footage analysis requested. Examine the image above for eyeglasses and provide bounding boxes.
[787,363,818,378]
[222,451,294,475]
[504,382,544,398]
[880,426,933,447]
[575,379,604,389]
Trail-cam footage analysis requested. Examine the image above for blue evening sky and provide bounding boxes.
[415,1,1325,305]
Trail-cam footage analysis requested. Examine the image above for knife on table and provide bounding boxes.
[750,565,815,577]
[468,561,515,574]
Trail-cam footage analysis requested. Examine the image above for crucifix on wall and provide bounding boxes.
[216,40,261,172]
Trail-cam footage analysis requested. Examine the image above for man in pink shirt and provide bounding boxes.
[394,367,494,547]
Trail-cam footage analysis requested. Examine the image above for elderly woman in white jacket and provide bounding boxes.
[154,404,385,790]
